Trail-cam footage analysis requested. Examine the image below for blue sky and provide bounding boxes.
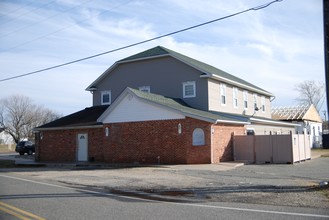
[0,0,326,118]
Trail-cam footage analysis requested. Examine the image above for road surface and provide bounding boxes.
[0,173,328,220]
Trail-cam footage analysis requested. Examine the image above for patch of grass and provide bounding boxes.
[312,149,329,157]
[0,144,15,153]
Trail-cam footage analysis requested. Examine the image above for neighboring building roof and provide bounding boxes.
[35,105,109,130]
[98,87,250,125]
[271,104,322,123]
[87,46,274,97]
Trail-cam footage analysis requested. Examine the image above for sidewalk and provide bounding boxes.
[0,149,328,169]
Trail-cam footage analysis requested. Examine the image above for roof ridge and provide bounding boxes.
[118,46,272,96]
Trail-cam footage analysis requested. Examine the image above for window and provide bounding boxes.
[233,87,238,108]
[192,128,205,146]
[139,86,150,93]
[261,96,266,112]
[243,91,248,109]
[220,83,226,105]
[253,94,258,110]
[101,91,111,105]
[183,81,196,98]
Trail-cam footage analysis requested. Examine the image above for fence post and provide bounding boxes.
[290,132,294,163]
[232,132,235,161]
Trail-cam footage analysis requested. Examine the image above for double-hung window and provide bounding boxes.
[261,96,266,112]
[243,91,248,109]
[101,90,111,105]
[183,81,196,98]
[220,83,226,105]
[233,87,238,108]
[253,94,258,110]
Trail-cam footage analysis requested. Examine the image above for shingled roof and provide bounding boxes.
[98,87,250,124]
[87,46,273,97]
[35,105,109,130]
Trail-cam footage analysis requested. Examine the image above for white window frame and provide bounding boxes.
[261,96,266,112]
[220,83,226,105]
[253,94,258,110]
[243,90,248,110]
[183,81,196,98]
[233,87,238,108]
[101,90,111,105]
[139,86,151,93]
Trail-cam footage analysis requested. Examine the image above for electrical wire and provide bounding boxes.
[1,0,134,53]
[0,0,283,83]
[0,0,92,39]
[1,0,56,26]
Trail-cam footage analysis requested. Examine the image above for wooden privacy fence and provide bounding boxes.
[233,134,311,164]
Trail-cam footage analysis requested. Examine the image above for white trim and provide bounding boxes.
[220,83,226,106]
[207,74,274,97]
[243,90,248,110]
[253,93,258,110]
[215,119,250,125]
[250,117,300,127]
[233,87,238,109]
[261,96,266,113]
[183,81,196,98]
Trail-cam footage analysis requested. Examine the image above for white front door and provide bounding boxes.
[77,134,88,161]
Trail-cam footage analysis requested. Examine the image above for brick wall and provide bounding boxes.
[36,118,245,164]
[36,128,103,162]
[211,124,245,163]
[103,117,212,164]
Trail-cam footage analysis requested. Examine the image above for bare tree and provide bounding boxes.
[0,94,61,143]
[295,80,325,111]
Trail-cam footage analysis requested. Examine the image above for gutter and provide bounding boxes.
[34,124,104,132]
[250,117,300,127]
[215,119,250,125]
[201,74,274,97]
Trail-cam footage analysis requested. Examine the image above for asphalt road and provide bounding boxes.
[0,173,328,220]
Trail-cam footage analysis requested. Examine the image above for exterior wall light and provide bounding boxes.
[178,123,182,134]
[105,127,109,137]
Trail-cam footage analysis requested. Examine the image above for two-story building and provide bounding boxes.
[35,46,297,164]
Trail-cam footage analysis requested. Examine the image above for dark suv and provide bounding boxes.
[15,141,35,155]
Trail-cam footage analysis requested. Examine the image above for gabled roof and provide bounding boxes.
[271,104,322,123]
[35,105,109,130]
[86,46,274,97]
[98,87,250,125]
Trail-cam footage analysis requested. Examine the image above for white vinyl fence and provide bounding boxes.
[233,133,311,164]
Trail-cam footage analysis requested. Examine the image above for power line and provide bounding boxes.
[1,0,134,53]
[0,0,92,39]
[0,0,283,83]
[1,0,56,26]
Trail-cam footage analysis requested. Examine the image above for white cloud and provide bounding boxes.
[0,0,326,116]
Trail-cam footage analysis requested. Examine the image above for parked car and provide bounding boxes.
[15,141,35,155]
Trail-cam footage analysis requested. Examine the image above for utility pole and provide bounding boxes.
[323,0,329,121]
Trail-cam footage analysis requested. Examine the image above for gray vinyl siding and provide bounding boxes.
[93,56,209,111]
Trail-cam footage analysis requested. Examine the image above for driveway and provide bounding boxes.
[1,151,328,208]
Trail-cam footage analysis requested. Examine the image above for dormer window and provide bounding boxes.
[139,86,151,93]
[101,90,111,105]
[183,81,196,98]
